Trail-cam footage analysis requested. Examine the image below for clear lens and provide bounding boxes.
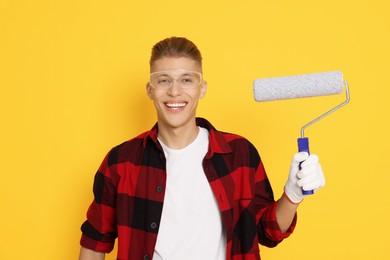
[150,70,202,89]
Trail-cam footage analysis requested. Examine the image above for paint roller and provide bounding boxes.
[253,71,350,195]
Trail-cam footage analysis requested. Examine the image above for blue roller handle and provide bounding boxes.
[297,137,314,195]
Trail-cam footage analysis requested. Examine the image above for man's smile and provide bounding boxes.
[164,102,187,110]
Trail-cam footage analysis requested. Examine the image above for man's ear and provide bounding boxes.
[199,81,207,99]
[146,82,153,100]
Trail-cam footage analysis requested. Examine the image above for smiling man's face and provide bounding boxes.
[146,56,207,132]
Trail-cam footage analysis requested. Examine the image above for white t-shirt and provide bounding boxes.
[153,127,226,260]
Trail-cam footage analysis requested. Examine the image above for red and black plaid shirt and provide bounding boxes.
[80,118,296,260]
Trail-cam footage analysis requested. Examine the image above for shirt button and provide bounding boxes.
[150,222,157,229]
[144,254,150,260]
[156,185,163,193]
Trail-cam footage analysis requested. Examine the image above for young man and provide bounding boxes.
[79,37,325,260]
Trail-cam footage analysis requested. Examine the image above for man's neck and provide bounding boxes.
[157,122,199,150]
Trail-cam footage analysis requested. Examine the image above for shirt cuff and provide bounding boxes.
[263,201,297,241]
[80,234,114,253]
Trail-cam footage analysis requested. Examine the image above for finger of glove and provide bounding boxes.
[297,162,320,179]
[297,164,325,190]
[297,173,318,189]
[299,154,319,168]
[291,152,309,169]
[301,178,324,191]
[297,154,319,179]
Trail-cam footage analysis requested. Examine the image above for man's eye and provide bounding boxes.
[158,79,171,84]
[181,77,194,84]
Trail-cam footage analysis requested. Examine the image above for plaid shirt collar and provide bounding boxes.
[143,117,232,157]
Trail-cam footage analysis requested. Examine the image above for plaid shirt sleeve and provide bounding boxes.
[80,150,118,253]
[254,157,297,247]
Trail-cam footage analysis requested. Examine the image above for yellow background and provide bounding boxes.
[1,0,389,259]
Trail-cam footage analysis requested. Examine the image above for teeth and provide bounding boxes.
[166,102,186,108]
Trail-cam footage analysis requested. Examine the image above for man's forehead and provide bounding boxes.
[150,57,201,73]
[150,70,201,77]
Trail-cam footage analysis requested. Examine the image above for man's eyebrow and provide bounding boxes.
[156,72,195,77]
[151,70,200,77]
[156,73,170,76]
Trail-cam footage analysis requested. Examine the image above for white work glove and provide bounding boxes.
[284,152,325,204]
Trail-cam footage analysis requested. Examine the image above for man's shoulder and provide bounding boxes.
[198,117,251,143]
[215,129,253,147]
[114,130,152,150]
[212,128,258,156]
[104,130,155,163]
[218,130,247,142]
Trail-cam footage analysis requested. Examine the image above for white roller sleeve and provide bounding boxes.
[253,71,344,102]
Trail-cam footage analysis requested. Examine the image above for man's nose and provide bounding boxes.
[167,79,182,95]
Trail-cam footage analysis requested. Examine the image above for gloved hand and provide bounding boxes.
[284,152,325,204]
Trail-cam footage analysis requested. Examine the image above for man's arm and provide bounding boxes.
[276,193,299,233]
[79,247,105,260]
[278,152,325,233]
